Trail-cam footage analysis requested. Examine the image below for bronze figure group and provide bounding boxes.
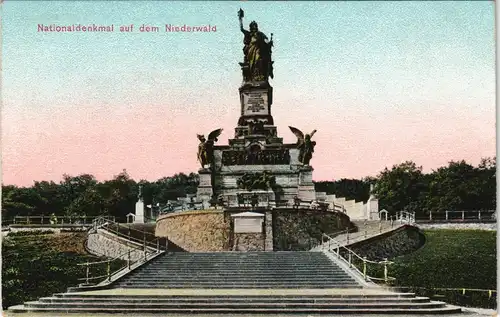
[222,149,291,166]
[237,171,276,191]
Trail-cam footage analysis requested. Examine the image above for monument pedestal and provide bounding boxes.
[238,82,273,125]
[134,199,145,224]
[197,168,213,204]
[297,166,316,201]
[195,56,322,210]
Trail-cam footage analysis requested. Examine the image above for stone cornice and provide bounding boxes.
[157,209,224,221]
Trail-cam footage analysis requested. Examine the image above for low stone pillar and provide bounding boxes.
[196,170,213,203]
[297,167,316,201]
[265,212,273,251]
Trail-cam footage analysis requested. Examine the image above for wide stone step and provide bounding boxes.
[154,254,328,264]
[146,263,335,270]
[140,267,342,270]
[117,280,357,284]
[116,285,362,289]
[24,301,448,309]
[153,258,333,260]
[153,263,336,266]
[40,296,433,304]
[137,270,351,276]
[145,268,340,271]
[150,252,334,263]
[140,269,342,273]
[134,272,348,276]
[152,258,332,261]
[116,281,358,286]
[118,279,357,284]
[118,279,357,282]
[121,276,355,280]
[153,256,330,258]
[148,263,337,267]
[117,280,359,284]
[152,258,333,261]
[152,257,332,260]
[53,293,420,299]
[154,256,331,258]
[174,252,320,254]
[140,265,343,268]
[138,268,344,272]
[9,305,462,314]
[125,275,352,280]
[128,272,350,277]
[181,256,325,258]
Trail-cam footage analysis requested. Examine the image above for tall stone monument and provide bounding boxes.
[366,184,380,220]
[196,9,319,207]
[134,185,145,223]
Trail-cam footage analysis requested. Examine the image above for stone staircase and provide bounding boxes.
[312,220,403,251]
[347,220,402,244]
[9,251,461,314]
[11,290,462,314]
[115,251,361,289]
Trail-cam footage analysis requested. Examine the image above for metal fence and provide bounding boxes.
[6,215,115,226]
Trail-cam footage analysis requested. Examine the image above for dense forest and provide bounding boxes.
[2,157,495,222]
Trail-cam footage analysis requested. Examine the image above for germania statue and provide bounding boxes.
[238,9,274,82]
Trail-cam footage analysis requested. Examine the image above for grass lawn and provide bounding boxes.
[2,230,125,309]
[390,229,496,308]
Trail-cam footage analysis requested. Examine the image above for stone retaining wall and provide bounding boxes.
[86,229,145,261]
[155,210,231,252]
[347,225,425,261]
[155,208,354,252]
[233,233,265,251]
[416,223,496,231]
[272,209,352,251]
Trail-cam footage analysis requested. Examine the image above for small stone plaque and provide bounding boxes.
[231,211,264,233]
[242,90,268,116]
[234,218,263,233]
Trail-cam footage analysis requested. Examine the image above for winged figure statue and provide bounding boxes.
[197,128,223,168]
[288,126,317,165]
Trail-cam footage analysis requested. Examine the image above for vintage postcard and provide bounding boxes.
[1,1,496,316]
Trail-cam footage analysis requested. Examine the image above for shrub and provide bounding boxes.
[7,230,55,237]
[2,232,125,309]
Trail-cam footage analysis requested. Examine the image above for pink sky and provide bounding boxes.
[2,92,495,186]
[2,1,495,186]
